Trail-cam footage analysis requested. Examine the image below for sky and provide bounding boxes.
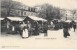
[13,0,77,10]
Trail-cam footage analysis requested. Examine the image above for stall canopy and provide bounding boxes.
[0,18,4,20]
[74,20,77,22]
[65,20,71,22]
[6,16,47,22]
[52,19,58,21]
[6,17,26,21]
[28,16,47,21]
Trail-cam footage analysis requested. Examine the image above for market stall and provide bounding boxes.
[5,17,26,34]
[0,18,5,32]
[23,16,47,35]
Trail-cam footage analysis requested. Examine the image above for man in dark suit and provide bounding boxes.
[72,21,76,32]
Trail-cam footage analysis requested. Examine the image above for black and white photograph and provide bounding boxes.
[0,0,77,49]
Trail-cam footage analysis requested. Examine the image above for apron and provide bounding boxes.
[22,29,28,38]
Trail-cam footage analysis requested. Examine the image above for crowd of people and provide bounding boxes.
[6,21,48,38]
[20,21,48,38]
[6,20,76,39]
[50,20,76,38]
[21,20,77,38]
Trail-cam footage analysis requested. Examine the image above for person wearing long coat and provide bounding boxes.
[43,22,48,36]
[70,22,73,28]
[72,21,76,32]
[33,21,39,35]
[63,22,70,38]
[27,21,32,37]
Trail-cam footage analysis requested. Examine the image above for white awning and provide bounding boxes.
[74,20,77,22]
[7,17,26,21]
[0,18,4,20]
[28,16,47,21]
[58,20,61,22]
[52,19,58,21]
[65,20,71,22]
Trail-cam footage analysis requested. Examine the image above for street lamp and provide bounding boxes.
[66,14,67,20]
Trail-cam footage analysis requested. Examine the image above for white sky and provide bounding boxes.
[13,0,77,10]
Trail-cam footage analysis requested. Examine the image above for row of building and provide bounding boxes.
[1,6,38,17]
[1,0,39,17]
[1,0,77,20]
[60,9,77,20]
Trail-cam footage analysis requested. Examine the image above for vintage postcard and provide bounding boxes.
[0,0,77,49]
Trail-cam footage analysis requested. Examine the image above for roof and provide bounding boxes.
[28,16,47,21]
[7,17,26,21]
[0,18,4,20]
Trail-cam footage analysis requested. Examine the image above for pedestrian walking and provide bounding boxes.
[70,22,73,28]
[63,22,70,38]
[72,21,76,32]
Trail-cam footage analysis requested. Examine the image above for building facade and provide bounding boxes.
[1,0,37,17]
[60,9,75,20]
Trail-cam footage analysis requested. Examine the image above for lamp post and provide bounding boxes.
[66,14,67,20]
[72,10,76,20]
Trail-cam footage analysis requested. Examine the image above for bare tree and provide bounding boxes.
[1,0,25,17]
[35,4,61,21]
[71,10,76,19]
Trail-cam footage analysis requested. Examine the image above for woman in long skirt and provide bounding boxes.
[22,26,28,38]
[63,28,70,38]
[63,22,70,38]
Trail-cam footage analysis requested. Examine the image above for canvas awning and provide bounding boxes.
[74,20,77,22]
[7,17,26,21]
[52,19,58,21]
[65,20,71,22]
[28,16,47,21]
[0,18,4,20]
[58,20,62,22]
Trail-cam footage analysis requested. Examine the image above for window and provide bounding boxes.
[23,11,26,16]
